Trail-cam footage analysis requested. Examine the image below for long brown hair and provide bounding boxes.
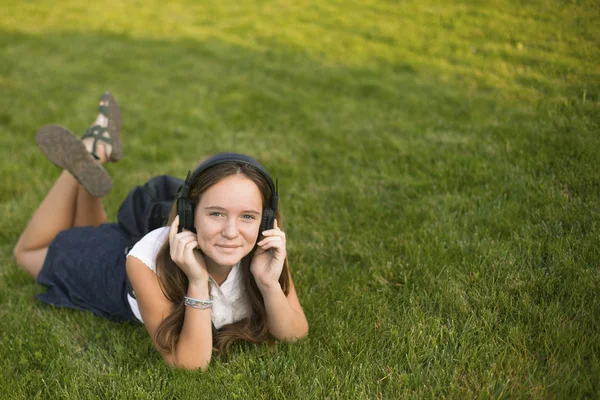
[153,162,290,354]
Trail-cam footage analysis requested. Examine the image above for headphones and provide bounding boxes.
[177,153,279,237]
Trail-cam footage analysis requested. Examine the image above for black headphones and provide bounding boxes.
[177,153,279,236]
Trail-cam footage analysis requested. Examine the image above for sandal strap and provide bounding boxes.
[98,105,110,118]
[98,92,113,117]
[82,125,112,160]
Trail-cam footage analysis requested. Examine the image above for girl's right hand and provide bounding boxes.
[169,216,208,283]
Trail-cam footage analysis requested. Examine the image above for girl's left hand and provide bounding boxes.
[250,219,286,290]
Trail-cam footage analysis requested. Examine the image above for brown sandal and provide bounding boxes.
[36,124,113,197]
[81,91,123,162]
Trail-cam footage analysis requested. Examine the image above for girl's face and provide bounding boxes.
[194,174,263,270]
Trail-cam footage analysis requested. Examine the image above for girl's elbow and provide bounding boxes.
[296,321,309,340]
[280,321,309,343]
[171,358,211,371]
[164,352,211,371]
[178,360,210,371]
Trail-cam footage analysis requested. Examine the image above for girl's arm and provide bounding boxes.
[126,256,213,370]
[251,219,308,341]
[258,273,309,341]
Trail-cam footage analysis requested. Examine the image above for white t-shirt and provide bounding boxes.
[126,227,252,329]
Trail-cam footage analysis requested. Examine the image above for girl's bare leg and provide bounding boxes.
[74,183,107,227]
[13,170,108,278]
[13,114,112,279]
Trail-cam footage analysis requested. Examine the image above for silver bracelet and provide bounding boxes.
[184,296,213,309]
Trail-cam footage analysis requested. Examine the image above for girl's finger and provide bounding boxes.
[173,233,197,258]
[170,218,195,247]
[257,235,283,245]
[169,216,180,243]
[257,236,284,249]
[261,219,283,236]
[176,231,197,241]
[260,241,285,252]
[260,229,286,239]
[183,240,199,261]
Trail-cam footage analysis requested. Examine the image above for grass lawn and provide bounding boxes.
[0,0,599,398]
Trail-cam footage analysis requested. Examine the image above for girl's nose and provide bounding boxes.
[221,218,239,239]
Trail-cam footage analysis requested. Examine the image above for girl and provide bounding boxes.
[13,93,309,370]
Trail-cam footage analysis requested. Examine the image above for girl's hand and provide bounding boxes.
[250,219,286,290]
[169,216,208,283]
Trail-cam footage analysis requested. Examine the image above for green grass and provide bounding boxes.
[1,0,599,398]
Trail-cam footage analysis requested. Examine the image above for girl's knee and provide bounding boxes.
[13,246,46,279]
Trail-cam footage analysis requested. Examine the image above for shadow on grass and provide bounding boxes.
[2,29,595,236]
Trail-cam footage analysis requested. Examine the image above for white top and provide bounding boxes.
[126,227,252,329]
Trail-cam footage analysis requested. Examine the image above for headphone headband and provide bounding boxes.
[185,153,277,208]
[182,153,278,211]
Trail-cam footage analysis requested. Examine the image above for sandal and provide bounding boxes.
[81,91,123,162]
[36,124,113,197]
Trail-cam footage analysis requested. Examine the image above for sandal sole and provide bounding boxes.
[36,124,113,197]
[102,91,123,162]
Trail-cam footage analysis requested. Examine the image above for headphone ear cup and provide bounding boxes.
[184,201,195,231]
[260,208,275,235]
[177,198,185,232]
[177,198,195,232]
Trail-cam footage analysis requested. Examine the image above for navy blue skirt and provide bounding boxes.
[36,223,138,322]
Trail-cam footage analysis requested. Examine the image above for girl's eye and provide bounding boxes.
[242,215,255,220]
[209,212,223,217]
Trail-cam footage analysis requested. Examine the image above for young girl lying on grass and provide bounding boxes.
[13,93,309,370]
